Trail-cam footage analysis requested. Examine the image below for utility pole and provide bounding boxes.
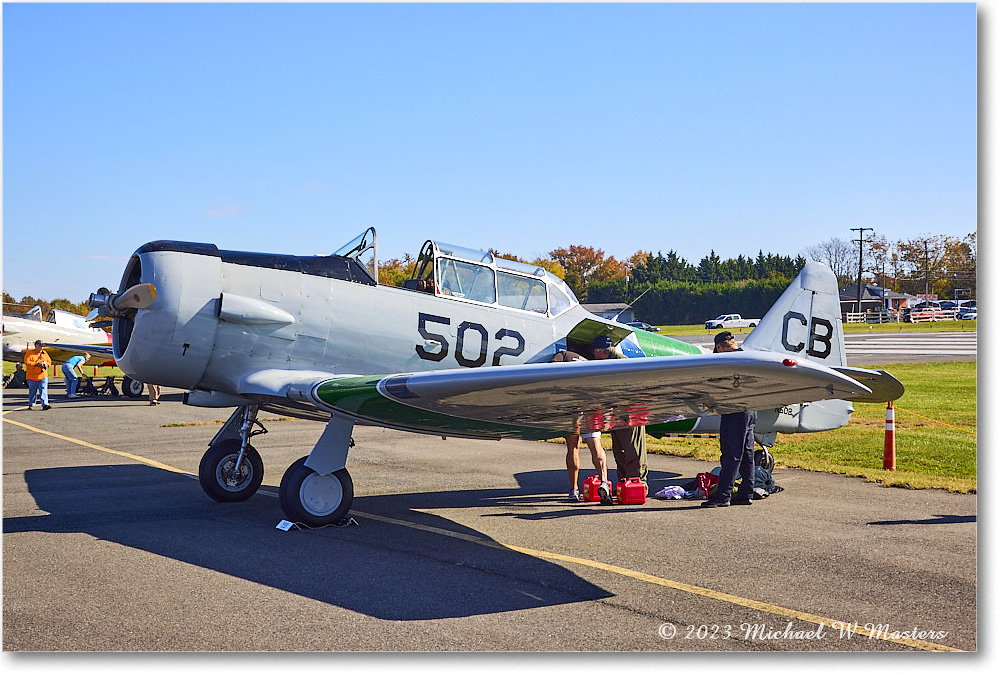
[923,240,931,300]
[851,227,874,314]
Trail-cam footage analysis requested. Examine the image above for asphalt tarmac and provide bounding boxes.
[2,378,977,652]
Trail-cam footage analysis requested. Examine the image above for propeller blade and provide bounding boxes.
[110,283,157,311]
[85,308,101,322]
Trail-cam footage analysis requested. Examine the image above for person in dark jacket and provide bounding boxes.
[702,331,756,507]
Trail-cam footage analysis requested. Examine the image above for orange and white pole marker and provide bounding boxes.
[883,401,896,471]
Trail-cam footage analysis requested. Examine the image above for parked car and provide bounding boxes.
[626,321,660,332]
[704,314,760,329]
[904,302,945,322]
[864,309,897,323]
[957,308,977,320]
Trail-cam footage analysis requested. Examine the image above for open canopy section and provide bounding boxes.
[333,227,378,283]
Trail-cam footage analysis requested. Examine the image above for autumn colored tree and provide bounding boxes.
[3,294,51,317]
[548,245,625,301]
[895,234,976,298]
[377,254,417,287]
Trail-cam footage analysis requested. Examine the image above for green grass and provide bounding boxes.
[3,361,123,379]
[648,360,977,493]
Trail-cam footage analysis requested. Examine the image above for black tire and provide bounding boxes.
[748,323,757,328]
[199,440,264,502]
[122,377,145,398]
[755,448,775,473]
[279,457,353,527]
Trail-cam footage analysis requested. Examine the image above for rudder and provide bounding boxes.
[741,261,846,369]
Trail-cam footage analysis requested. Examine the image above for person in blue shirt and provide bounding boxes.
[62,353,90,399]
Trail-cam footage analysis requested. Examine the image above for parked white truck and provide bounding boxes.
[704,313,760,329]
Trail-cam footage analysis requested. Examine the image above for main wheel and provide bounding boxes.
[199,440,264,502]
[122,377,145,398]
[279,457,353,527]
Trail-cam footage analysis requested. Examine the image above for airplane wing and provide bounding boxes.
[237,351,879,438]
[39,343,115,366]
[40,343,114,357]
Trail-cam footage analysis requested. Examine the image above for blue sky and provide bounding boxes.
[2,2,977,303]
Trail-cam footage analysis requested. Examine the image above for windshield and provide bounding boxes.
[333,227,378,282]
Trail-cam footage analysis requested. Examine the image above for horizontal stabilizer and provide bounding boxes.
[832,367,905,402]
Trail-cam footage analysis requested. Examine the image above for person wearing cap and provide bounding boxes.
[550,349,613,504]
[702,331,757,507]
[23,340,53,410]
[590,335,648,491]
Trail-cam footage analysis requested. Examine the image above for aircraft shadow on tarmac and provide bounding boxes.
[868,514,977,526]
[7,464,624,621]
[368,468,704,521]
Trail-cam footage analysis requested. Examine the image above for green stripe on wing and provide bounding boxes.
[315,376,563,440]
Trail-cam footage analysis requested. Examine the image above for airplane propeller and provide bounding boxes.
[87,283,157,319]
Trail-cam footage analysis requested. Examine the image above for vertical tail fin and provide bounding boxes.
[743,262,855,434]
[742,262,846,368]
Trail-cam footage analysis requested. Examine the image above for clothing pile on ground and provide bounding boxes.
[653,465,783,501]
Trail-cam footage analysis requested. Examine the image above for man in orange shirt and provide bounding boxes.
[23,340,53,410]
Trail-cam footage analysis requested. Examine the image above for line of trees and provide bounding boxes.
[2,293,89,319]
[5,231,974,324]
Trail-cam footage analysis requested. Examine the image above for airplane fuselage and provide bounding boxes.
[89,234,890,526]
[111,241,850,440]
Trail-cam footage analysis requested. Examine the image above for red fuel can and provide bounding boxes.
[581,475,602,502]
[616,477,646,505]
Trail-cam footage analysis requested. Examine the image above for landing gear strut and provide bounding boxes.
[198,405,266,502]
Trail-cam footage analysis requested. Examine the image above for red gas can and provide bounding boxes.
[616,477,647,505]
[581,475,602,502]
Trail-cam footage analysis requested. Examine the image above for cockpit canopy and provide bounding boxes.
[406,239,578,316]
[330,228,579,316]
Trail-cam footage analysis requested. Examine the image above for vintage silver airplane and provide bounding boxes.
[3,305,115,365]
[88,228,902,526]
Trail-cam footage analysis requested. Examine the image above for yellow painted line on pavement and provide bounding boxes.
[352,509,962,652]
[5,414,963,652]
[3,415,196,477]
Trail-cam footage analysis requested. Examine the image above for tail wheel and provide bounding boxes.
[755,447,775,473]
[279,457,354,527]
[122,377,145,398]
[199,439,264,502]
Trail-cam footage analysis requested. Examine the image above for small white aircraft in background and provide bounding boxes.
[2,305,115,366]
[88,228,902,526]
